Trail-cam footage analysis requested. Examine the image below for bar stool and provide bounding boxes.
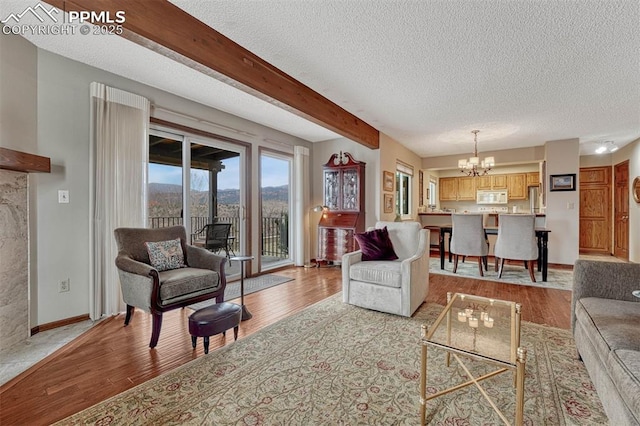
[423,225,441,255]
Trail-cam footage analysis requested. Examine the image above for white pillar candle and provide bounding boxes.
[458,311,467,322]
[480,312,488,321]
[465,308,474,317]
[468,317,479,328]
[484,317,494,328]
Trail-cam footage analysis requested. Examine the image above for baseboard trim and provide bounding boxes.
[31,314,90,336]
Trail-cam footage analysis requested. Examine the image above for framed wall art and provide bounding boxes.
[383,171,394,192]
[384,193,394,213]
[549,174,576,192]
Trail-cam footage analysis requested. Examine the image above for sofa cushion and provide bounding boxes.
[354,227,398,261]
[145,238,185,271]
[576,298,640,352]
[349,261,402,288]
[576,297,640,420]
[607,349,640,419]
[158,267,219,302]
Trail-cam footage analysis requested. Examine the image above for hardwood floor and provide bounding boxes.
[0,266,571,425]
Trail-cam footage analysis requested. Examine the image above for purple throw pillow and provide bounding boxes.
[354,226,399,261]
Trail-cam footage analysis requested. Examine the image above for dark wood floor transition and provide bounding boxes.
[0,266,571,425]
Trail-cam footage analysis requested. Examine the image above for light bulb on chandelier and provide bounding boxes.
[458,130,495,177]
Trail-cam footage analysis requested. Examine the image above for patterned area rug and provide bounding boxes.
[430,258,573,291]
[56,294,606,425]
[188,274,293,310]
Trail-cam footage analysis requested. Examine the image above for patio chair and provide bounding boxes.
[195,223,234,259]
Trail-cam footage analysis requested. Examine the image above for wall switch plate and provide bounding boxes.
[58,190,69,204]
[59,279,70,292]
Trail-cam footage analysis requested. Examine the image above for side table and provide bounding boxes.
[229,255,254,320]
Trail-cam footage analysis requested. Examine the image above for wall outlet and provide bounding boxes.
[59,279,70,293]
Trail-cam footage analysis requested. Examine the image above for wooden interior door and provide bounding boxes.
[579,167,611,253]
[613,161,629,260]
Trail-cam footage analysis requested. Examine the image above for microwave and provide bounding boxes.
[476,190,508,204]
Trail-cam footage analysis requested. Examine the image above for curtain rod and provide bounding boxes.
[151,105,257,138]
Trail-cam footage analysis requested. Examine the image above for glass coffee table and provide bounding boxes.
[420,292,526,425]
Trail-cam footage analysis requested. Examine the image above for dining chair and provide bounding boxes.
[450,214,489,276]
[494,214,538,282]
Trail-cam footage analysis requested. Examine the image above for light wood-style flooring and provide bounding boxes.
[0,266,571,425]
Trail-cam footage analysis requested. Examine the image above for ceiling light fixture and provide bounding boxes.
[458,130,495,177]
[596,141,618,154]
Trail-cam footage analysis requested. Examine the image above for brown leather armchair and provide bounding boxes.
[114,226,227,348]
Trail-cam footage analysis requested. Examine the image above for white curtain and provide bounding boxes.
[90,82,150,320]
[293,146,310,266]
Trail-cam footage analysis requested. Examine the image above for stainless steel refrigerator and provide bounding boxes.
[529,186,541,213]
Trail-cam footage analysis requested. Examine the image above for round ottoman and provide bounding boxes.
[188,302,242,354]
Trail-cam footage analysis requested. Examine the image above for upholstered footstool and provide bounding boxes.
[188,302,242,354]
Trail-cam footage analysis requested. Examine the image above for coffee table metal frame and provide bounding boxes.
[420,292,526,426]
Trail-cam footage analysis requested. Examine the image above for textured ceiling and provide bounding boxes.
[3,0,639,158]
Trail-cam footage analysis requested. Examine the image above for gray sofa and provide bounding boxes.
[572,259,640,425]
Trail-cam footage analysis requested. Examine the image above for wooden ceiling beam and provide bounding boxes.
[46,0,379,149]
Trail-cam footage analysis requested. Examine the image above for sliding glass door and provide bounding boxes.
[148,127,246,277]
[260,151,293,270]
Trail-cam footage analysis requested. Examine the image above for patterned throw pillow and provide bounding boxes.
[145,238,186,271]
[354,226,399,261]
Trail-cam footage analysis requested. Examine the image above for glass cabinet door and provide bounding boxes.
[341,168,360,211]
[324,170,340,210]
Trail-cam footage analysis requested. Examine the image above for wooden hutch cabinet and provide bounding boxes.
[317,152,365,265]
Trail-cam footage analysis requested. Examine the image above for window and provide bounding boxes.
[395,162,413,217]
[429,179,437,206]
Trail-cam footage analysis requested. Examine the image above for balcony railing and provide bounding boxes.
[149,215,288,259]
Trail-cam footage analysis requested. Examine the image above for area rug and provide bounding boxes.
[187,274,294,310]
[56,294,606,425]
[430,258,573,291]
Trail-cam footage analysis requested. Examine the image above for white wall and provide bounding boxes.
[422,145,545,170]
[545,138,580,265]
[308,133,423,259]
[379,133,423,222]
[26,47,311,325]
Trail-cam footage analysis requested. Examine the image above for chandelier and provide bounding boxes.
[458,130,495,177]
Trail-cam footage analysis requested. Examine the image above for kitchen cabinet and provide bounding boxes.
[457,177,476,200]
[476,176,492,190]
[477,174,506,190]
[526,172,540,187]
[492,174,507,189]
[439,176,476,201]
[507,173,528,199]
[317,152,365,264]
[439,177,458,201]
[441,173,531,201]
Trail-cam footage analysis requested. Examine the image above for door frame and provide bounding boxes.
[258,147,294,272]
[613,160,629,260]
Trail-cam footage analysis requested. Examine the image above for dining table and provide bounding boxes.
[437,225,551,281]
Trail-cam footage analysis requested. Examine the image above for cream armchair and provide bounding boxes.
[342,221,430,317]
